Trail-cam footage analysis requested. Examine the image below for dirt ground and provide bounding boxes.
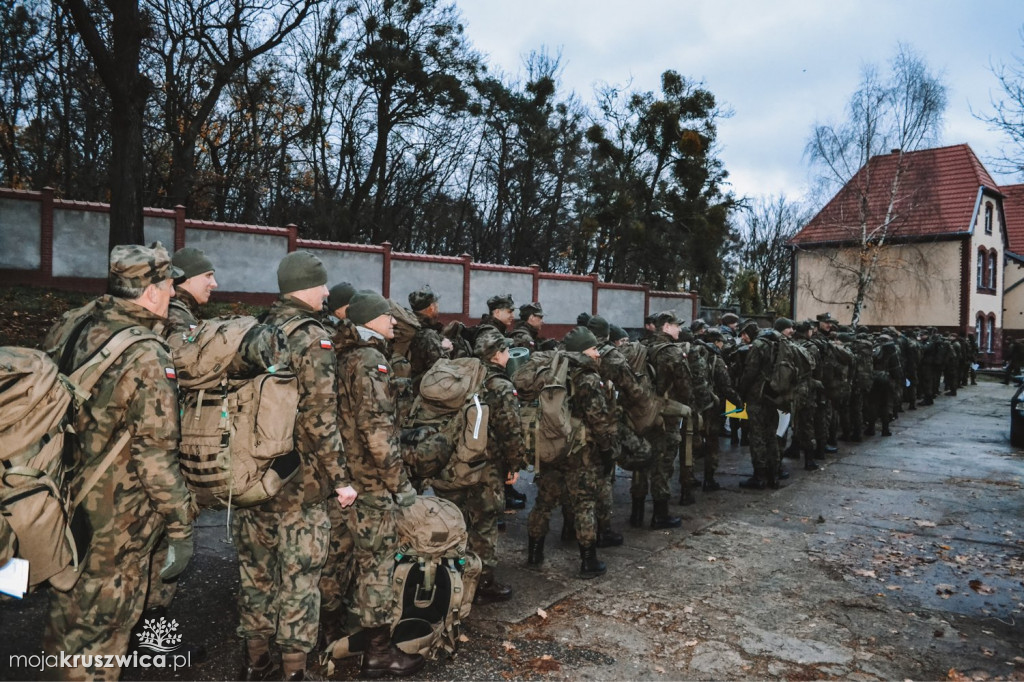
[2,299,1022,680]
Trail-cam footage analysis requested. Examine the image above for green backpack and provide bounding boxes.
[511,351,581,472]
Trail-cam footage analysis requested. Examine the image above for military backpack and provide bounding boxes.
[511,350,582,472]
[388,300,421,379]
[767,337,814,410]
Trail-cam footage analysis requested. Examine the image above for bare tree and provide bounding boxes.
[804,44,947,326]
[734,194,808,314]
[976,28,1024,178]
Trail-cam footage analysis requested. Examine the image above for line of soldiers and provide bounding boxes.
[32,242,979,681]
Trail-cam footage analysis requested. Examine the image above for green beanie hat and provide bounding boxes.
[278,251,327,294]
[348,291,391,326]
[587,315,610,341]
[563,326,598,353]
[609,324,628,343]
[328,282,356,312]
[172,247,215,281]
[774,317,794,332]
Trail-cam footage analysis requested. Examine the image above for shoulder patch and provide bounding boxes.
[377,364,389,374]
[512,388,518,397]
[164,367,177,380]
[320,339,333,350]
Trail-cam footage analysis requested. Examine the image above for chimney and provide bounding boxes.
[891,148,901,154]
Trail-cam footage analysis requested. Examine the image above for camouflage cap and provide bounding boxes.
[408,285,439,312]
[563,326,598,353]
[519,301,544,319]
[837,332,856,343]
[740,321,760,339]
[474,329,511,360]
[328,282,356,312]
[653,310,683,327]
[171,246,215,280]
[109,241,182,289]
[705,329,725,343]
[576,311,592,326]
[794,320,812,334]
[690,319,708,333]
[816,312,838,324]
[487,293,515,312]
[720,312,740,325]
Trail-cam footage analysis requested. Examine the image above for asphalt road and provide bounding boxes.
[3,377,1023,681]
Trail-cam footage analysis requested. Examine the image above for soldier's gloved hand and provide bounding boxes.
[393,481,417,508]
[160,533,194,580]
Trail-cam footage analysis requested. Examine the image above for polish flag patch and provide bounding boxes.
[512,389,518,397]
[377,364,389,373]
[164,367,177,380]
[319,339,333,349]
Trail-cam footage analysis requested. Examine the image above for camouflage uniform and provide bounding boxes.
[848,335,875,436]
[510,320,546,351]
[704,342,741,481]
[435,361,525,571]
[234,297,349,655]
[335,325,410,629]
[897,332,920,411]
[527,353,618,546]
[408,311,449,382]
[945,335,962,396]
[679,338,715,491]
[42,294,194,681]
[1005,339,1024,384]
[822,337,854,445]
[792,333,824,458]
[738,329,785,483]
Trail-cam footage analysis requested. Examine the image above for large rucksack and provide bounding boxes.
[511,350,582,472]
[680,341,716,413]
[329,496,481,661]
[401,358,490,490]
[616,341,662,434]
[171,316,300,509]
[389,300,421,379]
[767,337,814,409]
[0,324,161,592]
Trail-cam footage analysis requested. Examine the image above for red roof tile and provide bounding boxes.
[791,144,998,246]
[1002,183,1024,255]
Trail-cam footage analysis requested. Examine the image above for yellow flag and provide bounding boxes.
[724,400,748,420]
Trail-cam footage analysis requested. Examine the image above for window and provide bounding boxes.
[978,249,986,289]
[989,250,998,289]
[985,204,993,235]
[976,314,984,349]
[987,315,995,353]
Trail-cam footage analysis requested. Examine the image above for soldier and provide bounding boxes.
[526,327,619,579]
[407,285,453,382]
[474,293,516,339]
[719,312,740,339]
[588,315,628,547]
[897,328,921,412]
[866,334,901,437]
[235,252,357,682]
[42,243,195,681]
[510,301,553,351]
[324,282,356,329]
[1005,337,1024,385]
[917,329,938,404]
[966,333,979,386]
[334,291,425,678]
[725,321,759,446]
[790,320,824,470]
[434,329,525,604]
[702,329,743,488]
[677,326,715,505]
[737,317,793,489]
[849,331,875,436]
[945,332,962,396]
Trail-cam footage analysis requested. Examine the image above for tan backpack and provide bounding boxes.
[511,350,582,472]
[403,358,489,490]
[329,496,481,661]
[0,325,160,592]
[389,300,421,379]
[171,316,300,509]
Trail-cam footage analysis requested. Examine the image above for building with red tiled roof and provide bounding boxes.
[1000,183,1024,340]
[790,144,1008,362]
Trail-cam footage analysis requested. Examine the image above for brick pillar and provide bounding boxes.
[40,187,55,283]
[530,264,540,303]
[286,224,298,252]
[173,205,186,251]
[381,242,392,298]
[462,254,473,322]
[590,272,600,314]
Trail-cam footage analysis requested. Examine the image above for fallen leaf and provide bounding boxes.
[654,666,666,674]
[458,634,470,643]
[936,584,956,598]
[541,655,552,660]
[683,606,694,614]
[528,656,560,673]
[707,556,717,562]
[915,520,937,528]
[886,585,902,591]
[982,647,996,657]
[969,579,996,595]
[853,569,877,578]
[502,641,516,651]
[684,640,699,647]
[537,608,548,619]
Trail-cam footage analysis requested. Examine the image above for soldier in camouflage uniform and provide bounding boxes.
[677,327,715,505]
[323,282,356,332]
[738,317,793,489]
[848,332,875,437]
[897,328,920,412]
[235,252,357,682]
[702,329,743,487]
[1005,337,1024,385]
[966,333,979,386]
[526,327,619,579]
[634,311,689,528]
[917,329,938,404]
[42,243,195,682]
[406,285,453,383]
[434,329,525,604]
[334,291,425,679]
[790,320,823,469]
[945,333,962,396]
[510,301,553,351]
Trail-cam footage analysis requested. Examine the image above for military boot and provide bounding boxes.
[783,440,800,459]
[595,522,624,548]
[629,498,645,528]
[474,567,513,604]
[240,638,279,682]
[804,451,820,471]
[650,499,682,529]
[881,421,892,437]
[527,536,545,566]
[678,466,697,505]
[578,543,607,579]
[360,626,425,679]
[739,468,768,490]
[318,607,347,651]
[282,651,326,681]
[701,476,721,492]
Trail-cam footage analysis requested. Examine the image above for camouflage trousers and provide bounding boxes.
[701,408,723,479]
[145,532,178,610]
[319,500,355,614]
[43,551,150,681]
[595,467,616,527]
[434,462,504,570]
[233,501,330,653]
[944,360,959,393]
[630,427,679,502]
[848,386,865,435]
[527,446,600,546]
[346,491,400,630]
[746,400,780,473]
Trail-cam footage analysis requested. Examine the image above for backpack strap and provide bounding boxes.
[278,314,326,340]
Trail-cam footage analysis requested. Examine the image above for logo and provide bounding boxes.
[135,617,182,653]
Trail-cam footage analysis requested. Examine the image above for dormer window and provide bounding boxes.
[985,204,993,235]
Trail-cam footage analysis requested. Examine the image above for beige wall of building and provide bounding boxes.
[794,241,962,327]
[1003,258,1024,333]
[969,195,1004,329]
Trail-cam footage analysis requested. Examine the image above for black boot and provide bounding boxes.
[474,567,513,604]
[505,483,526,509]
[319,607,347,650]
[282,651,326,681]
[881,422,892,437]
[739,468,768,490]
[360,626,426,679]
[650,499,682,529]
[804,455,820,471]
[596,523,624,548]
[701,476,721,492]
[240,639,279,682]
[629,498,645,528]
[678,486,696,506]
[783,441,800,459]
[527,536,545,566]
[578,543,606,579]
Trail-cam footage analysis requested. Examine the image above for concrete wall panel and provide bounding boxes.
[469,271,533,319]
[53,209,108,278]
[186,228,288,293]
[538,279,592,325]
[0,198,41,269]
[649,295,694,326]
[597,288,645,328]
[391,261,464,313]
[312,248,385,295]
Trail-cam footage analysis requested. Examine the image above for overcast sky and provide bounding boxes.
[457,1,1024,203]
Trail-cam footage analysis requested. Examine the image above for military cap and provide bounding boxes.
[653,310,683,327]
[408,285,439,312]
[587,315,610,341]
[109,241,182,290]
[487,293,515,312]
[644,314,656,326]
[576,311,593,326]
[740,321,760,339]
[705,329,725,343]
[774,317,795,332]
[474,329,512,360]
[563,326,599,353]
[691,319,708,333]
[794,320,812,334]
[816,312,837,324]
[720,312,740,325]
[328,282,356,312]
[172,247,215,280]
[678,328,695,342]
[278,251,327,294]
[837,332,856,343]
[609,324,629,343]
[519,301,544,319]
[348,290,391,326]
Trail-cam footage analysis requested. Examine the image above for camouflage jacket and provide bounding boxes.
[335,325,409,495]
[738,329,783,403]
[597,343,649,413]
[480,361,527,472]
[167,288,201,332]
[510,321,551,351]
[566,353,619,456]
[408,312,449,380]
[260,297,349,511]
[466,313,509,347]
[43,295,193,559]
[707,344,742,409]
[643,331,692,407]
